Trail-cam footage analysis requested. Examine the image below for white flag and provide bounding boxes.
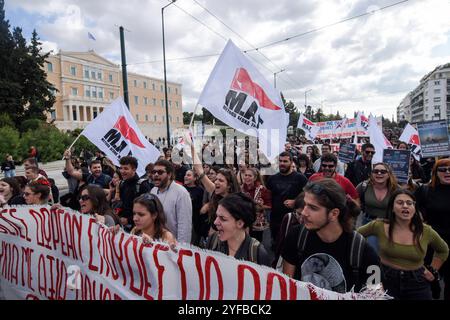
[368,115,392,163]
[197,40,288,161]
[399,123,421,160]
[356,111,369,135]
[81,98,160,176]
[297,114,319,141]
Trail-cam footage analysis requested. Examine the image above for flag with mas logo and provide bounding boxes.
[399,123,422,160]
[81,98,160,176]
[198,40,288,161]
[297,114,320,141]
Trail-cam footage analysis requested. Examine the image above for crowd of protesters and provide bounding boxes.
[1,134,450,300]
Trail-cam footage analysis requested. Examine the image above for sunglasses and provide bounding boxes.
[321,164,335,169]
[151,170,167,175]
[373,169,388,175]
[365,151,376,155]
[437,167,450,173]
[80,194,90,201]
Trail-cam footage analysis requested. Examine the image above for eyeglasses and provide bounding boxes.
[372,169,388,175]
[151,170,167,175]
[395,200,415,207]
[321,164,335,169]
[364,151,376,155]
[80,194,90,201]
[437,167,450,173]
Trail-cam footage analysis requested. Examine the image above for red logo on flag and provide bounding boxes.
[113,116,145,148]
[409,134,419,145]
[231,68,281,111]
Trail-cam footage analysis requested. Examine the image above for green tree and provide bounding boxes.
[183,111,203,125]
[0,125,21,161]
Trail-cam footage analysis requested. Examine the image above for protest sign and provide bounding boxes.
[417,120,450,157]
[0,206,384,300]
[338,144,357,164]
[383,149,411,184]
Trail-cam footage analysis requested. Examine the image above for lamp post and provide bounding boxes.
[162,0,176,147]
[273,69,285,88]
[304,89,312,113]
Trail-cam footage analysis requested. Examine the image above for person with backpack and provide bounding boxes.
[282,179,380,293]
[356,162,399,251]
[358,189,448,300]
[206,192,271,266]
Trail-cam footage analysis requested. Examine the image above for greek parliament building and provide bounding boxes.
[397,63,450,124]
[45,50,183,140]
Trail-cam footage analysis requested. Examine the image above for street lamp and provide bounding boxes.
[273,69,285,88]
[304,89,312,111]
[162,0,177,147]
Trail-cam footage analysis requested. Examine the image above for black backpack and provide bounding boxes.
[296,224,366,290]
[207,232,260,264]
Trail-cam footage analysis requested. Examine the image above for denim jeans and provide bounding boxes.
[382,264,432,300]
[362,214,379,254]
[4,170,15,178]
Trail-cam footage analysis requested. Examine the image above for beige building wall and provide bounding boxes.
[45,50,183,140]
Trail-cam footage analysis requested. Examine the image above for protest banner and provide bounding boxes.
[80,98,161,177]
[197,40,288,161]
[338,143,357,164]
[0,206,384,300]
[417,120,450,158]
[382,149,411,184]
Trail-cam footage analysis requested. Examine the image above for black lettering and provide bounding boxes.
[104,129,122,146]
[225,90,247,113]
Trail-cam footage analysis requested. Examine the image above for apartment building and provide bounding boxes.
[45,50,183,139]
[397,63,450,124]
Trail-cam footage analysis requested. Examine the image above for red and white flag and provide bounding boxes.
[399,123,422,160]
[197,40,288,161]
[81,98,160,176]
[297,114,319,141]
[368,115,392,163]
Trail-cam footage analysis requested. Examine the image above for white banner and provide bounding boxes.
[198,40,288,161]
[297,114,320,141]
[399,123,422,160]
[81,98,160,177]
[0,206,384,300]
[368,115,392,163]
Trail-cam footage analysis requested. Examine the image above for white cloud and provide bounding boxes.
[7,0,450,118]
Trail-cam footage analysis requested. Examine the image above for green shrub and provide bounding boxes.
[0,126,21,161]
[20,118,44,132]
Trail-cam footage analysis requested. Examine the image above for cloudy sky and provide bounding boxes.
[5,0,450,119]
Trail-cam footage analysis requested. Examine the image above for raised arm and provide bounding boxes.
[63,149,83,180]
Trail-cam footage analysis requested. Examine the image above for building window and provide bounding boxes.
[177,117,179,123]
[434,89,441,94]
[134,96,139,105]
[72,109,77,121]
[168,87,171,94]
[161,85,164,92]
[175,88,178,95]
[110,92,114,100]
[93,109,98,118]
[109,74,113,82]
[134,80,138,87]
[92,87,97,98]
[161,100,164,108]
[144,97,148,105]
[162,116,165,122]
[91,71,96,80]
[98,88,103,99]
[84,69,90,79]
[154,115,157,121]
[85,86,91,97]
[144,81,147,89]
[435,80,440,85]
[71,66,76,76]
[145,115,148,121]
[97,72,102,80]
[434,105,440,110]
[434,97,441,102]
[71,88,78,96]
[136,114,139,121]
[152,83,155,91]
[153,98,156,106]
[47,62,53,72]
[169,101,172,107]
[176,101,179,108]
[425,114,428,119]
[50,109,56,120]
